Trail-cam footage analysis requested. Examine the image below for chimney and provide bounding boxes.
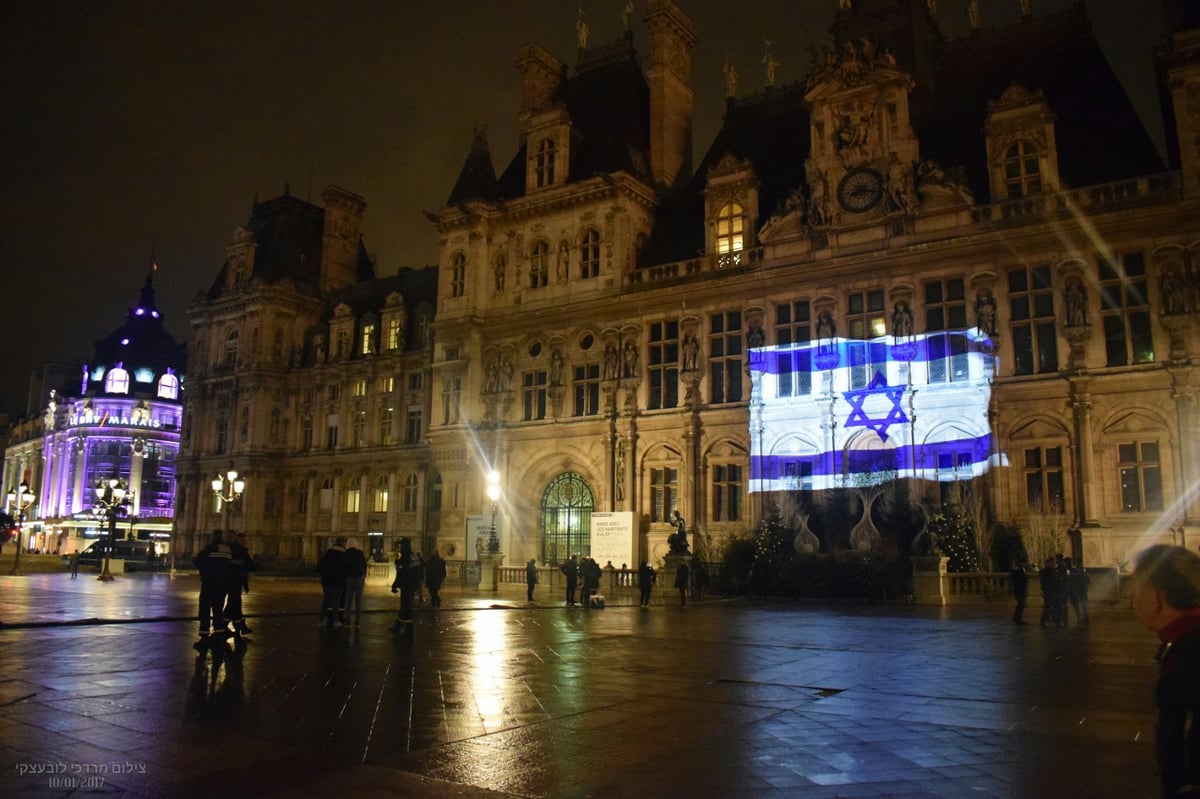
[516,44,567,136]
[320,186,367,292]
[645,0,696,193]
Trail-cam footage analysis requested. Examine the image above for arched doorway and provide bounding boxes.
[540,472,595,565]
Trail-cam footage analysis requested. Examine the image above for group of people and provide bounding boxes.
[315,536,448,632]
[560,554,606,607]
[1008,553,1090,627]
[193,529,256,643]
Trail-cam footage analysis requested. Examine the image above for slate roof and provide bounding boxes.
[315,266,439,356]
[447,130,499,206]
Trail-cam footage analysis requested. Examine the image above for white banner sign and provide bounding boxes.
[466,514,506,558]
[589,512,635,569]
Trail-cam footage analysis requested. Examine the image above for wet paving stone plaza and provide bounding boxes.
[0,568,1162,798]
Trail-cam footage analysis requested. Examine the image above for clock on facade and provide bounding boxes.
[837,167,884,213]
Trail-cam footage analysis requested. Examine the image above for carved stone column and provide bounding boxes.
[1069,382,1098,526]
[1170,373,1200,525]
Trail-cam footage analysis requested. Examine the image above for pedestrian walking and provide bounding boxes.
[675,559,690,606]
[525,558,539,601]
[193,530,233,642]
[224,531,255,636]
[638,561,655,607]
[342,538,368,626]
[317,537,347,627]
[390,538,421,639]
[1010,556,1029,624]
[1131,544,1200,799]
[70,548,80,578]
[562,555,579,606]
[426,549,448,608]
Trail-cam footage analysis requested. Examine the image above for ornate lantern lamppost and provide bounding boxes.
[6,480,36,576]
[486,469,501,553]
[212,466,245,538]
[94,477,128,582]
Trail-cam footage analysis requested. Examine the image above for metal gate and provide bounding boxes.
[540,472,594,565]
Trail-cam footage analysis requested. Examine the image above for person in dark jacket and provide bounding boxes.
[426,549,448,608]
[390,538,421,638]
[525,558,538,602]
[1010,556,1029,624]
[674,559,690,606]
[1038,556,1059,628]
[317,537,347,627]
[580,556,600,608]
[561,555,579,606]
[1132,544,1200,799]
[1067,557,1090,624]
[193,529,233,639]
[638,561,655,608]
[342,538,368,626]
[223,531,255,636]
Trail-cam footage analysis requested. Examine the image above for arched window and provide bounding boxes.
[223,328,239,367]
[715,203,744,255]
[535,138,557,188]
[529,240,550,288]
[105,364,130,394]
[402,473,419,512]
[450,251,467,298]
[156,371,179,400]
[1004,140,1041,198]
[580,229,601,279]
[540,472,595,565]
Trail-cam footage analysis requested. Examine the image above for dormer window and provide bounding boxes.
[716,203,745,255]
[335,328,349,359]
[361,323,376,355]
[535,138,557,188]
[451,252,466,298]
[106,364,130,394]
[529,240,550,288]
[1004,140,1041,198]
[157,371,180,400]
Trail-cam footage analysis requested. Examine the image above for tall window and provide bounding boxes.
[1024,446,1064,511]
[379,406,394,445]
[320,478,333,511]
[353,379,367,397]
[344,485,360,514]
[402,473,419,512]
[223,329,239,367]
[385,318,402,351]
[301,416,313,450]
[846,289,886,388]
[105,366,130,394]
[649,467,678,522]
[297,480,308,513]
[215,416,228,454]
[429,473,443,512]
[1009,265,1058,375]
[405,407,422,444]
[1004,140,1041,198]
[351,409,366,447]
[709,310,743,404]
[775,300,812,397]
[325,416,339,449]
[442,377,461,425]
[712,463,743,522]
[573,364,600,416]
[925,277,970,383]
[535,138,556,187]
[157,372,179,400]
[379,376,394,393]
[1119,441,1163,512]
[361,323,376,355]
[580,229,600,279]
[648,321,679,410]
[450,252,466,298]
[1099,252,1153,367]
[373,475,389,513]
[529,240,550,288]
[523,370,547,421]
[715,202,744,256]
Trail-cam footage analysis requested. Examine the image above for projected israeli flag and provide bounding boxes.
[748,329,996,493]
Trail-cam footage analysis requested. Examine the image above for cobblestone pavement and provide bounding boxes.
[0,570,1161,798]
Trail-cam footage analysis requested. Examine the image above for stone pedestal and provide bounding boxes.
[479,552,505,592]
[911,555,949,605]
[663,553,690,598]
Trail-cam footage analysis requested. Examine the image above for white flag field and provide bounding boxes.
[748,329,999,493]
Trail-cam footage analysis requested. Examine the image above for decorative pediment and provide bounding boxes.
[1103,410,1168,436]
[705,440,747,459]
[1009,417,1070,441]
[384,291,404,307]
[708,152,753,180]
[332,303,354,318]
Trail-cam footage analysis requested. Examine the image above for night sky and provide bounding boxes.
[0,0,1166,418]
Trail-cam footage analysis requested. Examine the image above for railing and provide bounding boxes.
[624,247,765,288]
[972,173,1179,225]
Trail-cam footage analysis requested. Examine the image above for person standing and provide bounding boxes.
[675,559,690,606]
[1068,557,1090,624]
[342,538,368,626]
[390,538,421,639]
[1010,556,1029,625]
[525,558,539,602]
[562,555,579,606]
[426,549,448,608]
[415,552,427,605]
[1038,556,1058,628]
[581,556,599,608]
[1132,544,1200,799]
[638,561,655,607]
[224,531,255,636]
[193,530,233,641]
[317,537,347,627]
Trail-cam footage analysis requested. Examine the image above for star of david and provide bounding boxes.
[843,370,908,442]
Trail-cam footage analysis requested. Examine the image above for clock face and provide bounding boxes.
[837,168,883,213]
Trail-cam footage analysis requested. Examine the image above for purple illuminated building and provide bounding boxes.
[34,264,186,554]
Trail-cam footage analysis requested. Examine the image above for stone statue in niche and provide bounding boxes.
[603,343,620,380]
[576,9,589,49]
[557,242,569,282]
[1161,267,1187,316]
[1064,277,1087,327]
[817,310,836,339]
[493,255,506,292]
[892,300,914,337]
[723,58,738,97]
[682,334,699,371]
[974,289,997,335]
[622,340,639,378]
[484,358,499,393]
[615,441,626,501]
[499,358,514,392]
[746,322,766,349]
[550,349,565,386]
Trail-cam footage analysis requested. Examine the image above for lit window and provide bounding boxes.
[105,364,130,394]
[715,203,744,255]
[345,486,360,513]
[385,318,402,351]
[374,475,389,512]
[353,379,367,397]
[156,372,179,400]
[361,323,376,355]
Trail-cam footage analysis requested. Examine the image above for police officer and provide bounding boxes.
[193,529,233,642]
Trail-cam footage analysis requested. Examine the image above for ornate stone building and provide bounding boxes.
[178,0,1200,572]
[423,0,1200,571]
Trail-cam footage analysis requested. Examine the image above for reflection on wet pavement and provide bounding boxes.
[0,574,1161,798]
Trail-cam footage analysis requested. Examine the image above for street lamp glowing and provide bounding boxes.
[93,477,129,582]
[486,470,501,552]
[7,480,36,576]
[212,464,246,540]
